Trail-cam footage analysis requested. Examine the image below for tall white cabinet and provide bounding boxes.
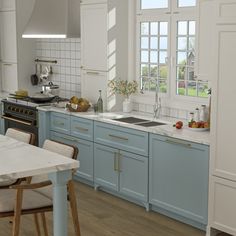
[80,0,128,110]
[0,0,35,93]
[207,0,236,235]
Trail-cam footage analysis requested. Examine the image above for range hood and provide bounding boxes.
[22,0,80,38]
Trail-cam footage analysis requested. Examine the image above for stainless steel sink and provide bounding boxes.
[112,116,167,127]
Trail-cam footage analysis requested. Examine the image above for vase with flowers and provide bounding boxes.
[108,79,138,112]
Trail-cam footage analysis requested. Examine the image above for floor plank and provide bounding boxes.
[0,182,205,236]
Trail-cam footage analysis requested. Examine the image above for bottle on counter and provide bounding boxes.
[194,108,200,122]
[97,90,103,113]
[199,105,207,121]
[188,112,194,127]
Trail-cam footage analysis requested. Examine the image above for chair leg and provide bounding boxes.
[41,213,49,236]
[34,214,41,236]
[12,189,23,236]
[68,180,81,236]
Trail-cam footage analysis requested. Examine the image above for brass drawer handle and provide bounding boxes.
[114,153,118,171]
[165,139,192,148]
[3,63,13,66]
[1,115,32,126]
[109,134,128,141]
[86,71,100,75]
[75,126,89,132]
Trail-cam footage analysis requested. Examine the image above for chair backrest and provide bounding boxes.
[5,128,35,145]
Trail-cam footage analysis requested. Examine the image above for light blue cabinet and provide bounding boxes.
[50,112,70,135]
[50,131,94,182]
[94,143,148,207]
[38,110,50,147]
[149,134,209,229]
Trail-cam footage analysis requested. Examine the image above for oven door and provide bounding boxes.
[2,115,38,146]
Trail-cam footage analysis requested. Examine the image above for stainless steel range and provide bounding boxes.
[1,96,68,146]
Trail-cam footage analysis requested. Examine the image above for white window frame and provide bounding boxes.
[133,0,208,108]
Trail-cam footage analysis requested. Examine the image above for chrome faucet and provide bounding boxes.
[140,78,161,119]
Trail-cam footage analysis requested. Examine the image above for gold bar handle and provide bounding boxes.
[2,63,13,66]
[1,116,32,126]
[109,134,129,141]
[165,139,192,148]
[114,153,118,171]
[86,71,100,75]
[75,126,89,132]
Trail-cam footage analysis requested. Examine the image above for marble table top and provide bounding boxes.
[0,135,79,182]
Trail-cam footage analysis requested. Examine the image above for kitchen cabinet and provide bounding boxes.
[50,112,71,136]
[208,1,236,235]
[51,131,94,182]
[0,102,4,134]
[94,143,148,206]
[149,134,209,230]
[80,0,128,110]
[0,0,35,93]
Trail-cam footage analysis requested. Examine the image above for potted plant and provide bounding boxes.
[108,79,138,112]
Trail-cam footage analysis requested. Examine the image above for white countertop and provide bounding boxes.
[0,135,79,182]
[38,106,210,146]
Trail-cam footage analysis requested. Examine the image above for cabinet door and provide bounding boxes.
[81,3,107,71]
[0,0,15,11]
[0,11,17,63]
[210,25,236,181]
[1,63,18,93]
[119,151,148,202]
[0,103,4,135]
[50,131,94,182]
[149,134,209,225]
[50,112,70,135]
[94,143,118,191]
[81,70,107,106]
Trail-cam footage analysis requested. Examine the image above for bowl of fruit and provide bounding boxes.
[188,120,210,131]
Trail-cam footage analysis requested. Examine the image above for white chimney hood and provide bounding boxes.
[22,0,80,38]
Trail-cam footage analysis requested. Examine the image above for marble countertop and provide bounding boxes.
[38,106,210,146]
[0,135,79,181]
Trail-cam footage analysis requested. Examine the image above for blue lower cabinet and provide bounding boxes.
[94,143,148,206]
[94,143,119,191]
[50,131,94,182]
[149,134,209,229]
[38,111,50,147]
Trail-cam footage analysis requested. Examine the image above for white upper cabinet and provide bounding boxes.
[80,0,107,5]
[1,62,18,92]
[0,11,17,63]
[0,0,15,11]
[81,3,108,71]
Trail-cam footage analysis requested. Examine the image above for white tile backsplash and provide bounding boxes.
[35,38,81,99]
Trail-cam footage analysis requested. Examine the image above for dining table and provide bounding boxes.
[0,134,79,236]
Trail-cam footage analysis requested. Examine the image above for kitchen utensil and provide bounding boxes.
[9,93,56,103]
[30,64,39,86]
[42,82,60,96]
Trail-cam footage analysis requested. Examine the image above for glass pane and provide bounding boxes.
[150,65,158,77]
[149,79,157,92]
[159,51,167,64]
[141,22,149,35]
[141,77,149,90]
[198,83,209,98]
[150,37,158,49]
[159,80,167,93]
[189,21,196,35]
[150,51,158,63]
[159,65,168,79]
[160,22,168,35]
[141,64,149,76]
[160,37,167,49]
[141,37,149,49]
[177,52,187,65]
[178,0,196,7]
[187,82,197,96]
[141,0,168,9]
[151,22,158,35]
[177,66,186,80]
[177,80,186,95]
[141,51,149,63]
[188,68,195,80]
[189,37,195,51]
[178,21,187,35]
[187,52,195,66]
[177,37,187,50]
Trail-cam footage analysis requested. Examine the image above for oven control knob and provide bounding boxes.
[20,109,23,113]
[12,107,16,112]
[24,110,29,115]
[7,106,11,110]
[29,111,34,116]
[16,108,19,112]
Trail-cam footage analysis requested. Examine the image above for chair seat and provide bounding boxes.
[0,189,52,213]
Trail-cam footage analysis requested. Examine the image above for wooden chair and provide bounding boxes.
[0,139,81,236]
[0,128,35,188]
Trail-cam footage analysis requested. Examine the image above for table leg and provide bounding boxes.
[48,170,72,236]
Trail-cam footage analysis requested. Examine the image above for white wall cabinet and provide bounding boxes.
[80,0,128,110]
[0,0,35,93]
[208,1,236,235]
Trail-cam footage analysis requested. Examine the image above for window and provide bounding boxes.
[137,0,209,99]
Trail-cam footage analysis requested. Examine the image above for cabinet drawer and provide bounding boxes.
[50,113,70,135]
[94,122,148,156]
[71,116,93,141]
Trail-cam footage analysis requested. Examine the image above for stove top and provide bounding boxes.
[4,96,69,108]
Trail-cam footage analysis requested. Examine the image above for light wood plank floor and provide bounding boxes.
[0,182,205,236]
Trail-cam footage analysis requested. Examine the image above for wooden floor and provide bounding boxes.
[0,182,205,236]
